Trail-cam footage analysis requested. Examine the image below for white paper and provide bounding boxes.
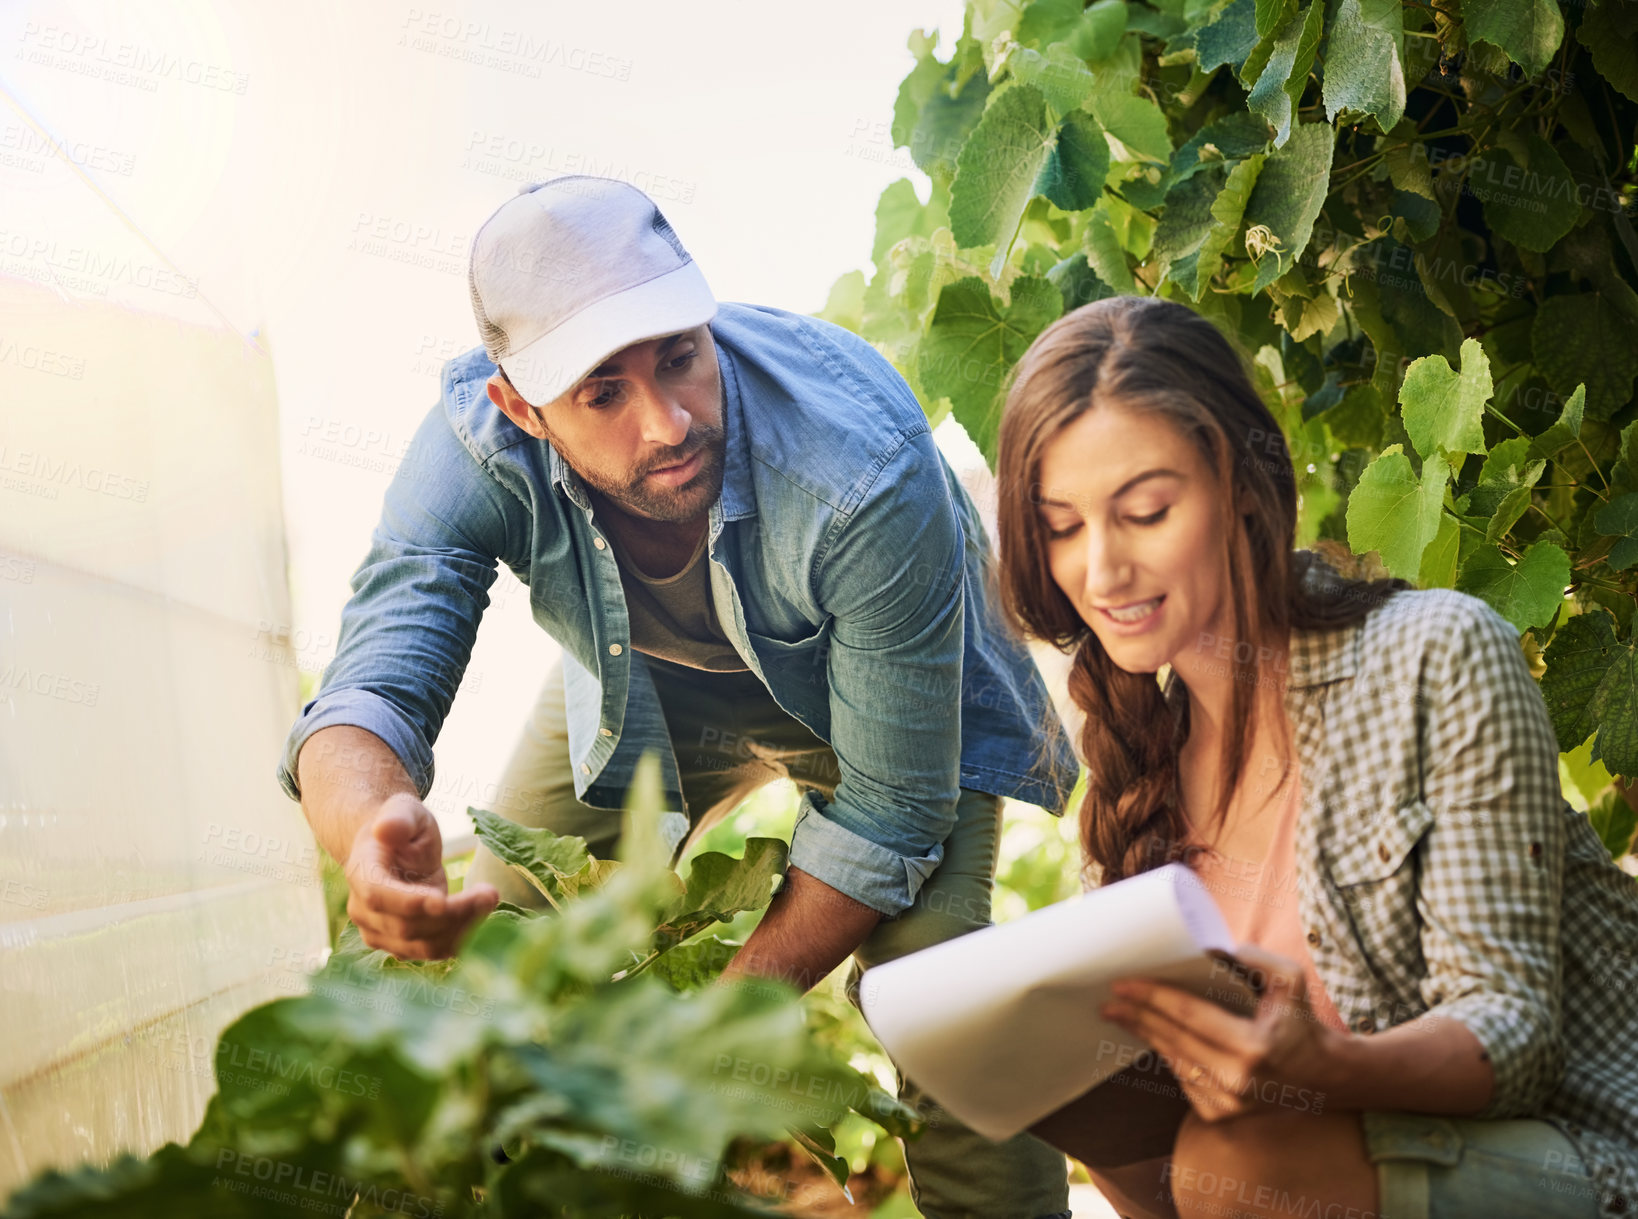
[859,863,1255,1141]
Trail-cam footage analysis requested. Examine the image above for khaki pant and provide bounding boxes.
[468,656,1071,1219]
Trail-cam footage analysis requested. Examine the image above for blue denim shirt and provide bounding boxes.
[278,302,1075,915]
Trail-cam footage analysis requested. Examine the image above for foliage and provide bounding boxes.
[824,0,1638,853]
[2,760,917,1219]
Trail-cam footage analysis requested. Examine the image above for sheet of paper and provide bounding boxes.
[860,863,1254,1141]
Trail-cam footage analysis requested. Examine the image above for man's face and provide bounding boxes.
[487,324,725,523]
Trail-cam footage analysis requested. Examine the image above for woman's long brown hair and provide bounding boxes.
[995,295,1408,884]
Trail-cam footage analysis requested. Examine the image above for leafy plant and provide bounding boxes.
[824,0,1638,856]
[2,759,916,1218]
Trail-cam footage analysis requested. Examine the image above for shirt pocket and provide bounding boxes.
[746,620,831,681]
[1328,797,1437,885]
[1325,797,1435,992]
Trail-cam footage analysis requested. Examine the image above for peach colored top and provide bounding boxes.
[1186,767,1348,1033]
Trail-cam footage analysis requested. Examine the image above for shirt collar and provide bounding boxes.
[712,331,755,522]
[1285,619,1361,688]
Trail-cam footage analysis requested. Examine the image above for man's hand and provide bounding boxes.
[719,866,882,993]
[344,793,499,960]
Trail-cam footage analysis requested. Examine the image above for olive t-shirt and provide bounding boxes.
[607,529,749,672]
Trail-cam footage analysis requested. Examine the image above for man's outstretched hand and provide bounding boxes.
[344,794,499,960]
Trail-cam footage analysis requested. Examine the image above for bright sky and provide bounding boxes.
[0,0,968,835]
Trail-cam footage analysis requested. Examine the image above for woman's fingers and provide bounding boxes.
[1111,980,1255,1053]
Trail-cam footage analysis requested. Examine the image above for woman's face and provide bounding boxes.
[1035,403,1231,676]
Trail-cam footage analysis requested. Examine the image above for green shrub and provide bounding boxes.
[2,760,915,1218]
[824,0,1638,858]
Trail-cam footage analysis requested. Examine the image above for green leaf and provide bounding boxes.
[1483,482,1538,543]
[1195,0,1263,71]
[1245,2,1324,148]
[1462,0,1564,77]
[893,30,948,146]
[949,85,1109,260]
[645,935,742,991]
[1070,0,1133,62]
[1527,382,1586,459]
[1009,43,1096,116]
[1346,444,1450,578]
[1317,383,1387,449]
[791,1127,855,1202]
[918,275,1064,461]
[1140,110,1273,209]
[949,85,1054,251]
[1039,109,1114,212]
[1418,511,1462,588]
[818,271,865,333]
[471,808,612,905]
[1017,0,1085,45]
[1532,294,1638,421]
[1398,337,1492,459]
[1151,165,1224,282]
[1390,189,1443,245]
[1083,196,1139,294]
[1047,250,1118,312]
[1086,90,1174,164]
[1562,735,1615,808]
[1257,0,1299,38]
[1455,541,1569,632]
[1595,493,1638,572]
[896,33,992,181]
[1590,647,1638,778]
[1242,120,1335,291]
[1577,0,1638,103]
[1542,610,1623,750]
[1587,790,1638,859]
[1181,154,1266,299]
[1476,137,1580,254]
[1322,0,1406,134]
[646,842,788,957]
[872,178,948,268]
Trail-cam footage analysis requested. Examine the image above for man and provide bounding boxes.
[279,175,1077,1219]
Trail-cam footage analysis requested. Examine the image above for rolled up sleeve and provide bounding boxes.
[789,432,964,916]
[1417,595,1567,1118]
[277,404,513,803]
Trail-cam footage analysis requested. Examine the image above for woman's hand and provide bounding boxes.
[1100,943,1341,1122]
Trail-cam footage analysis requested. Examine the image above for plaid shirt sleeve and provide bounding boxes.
[1416,595,1567,1118]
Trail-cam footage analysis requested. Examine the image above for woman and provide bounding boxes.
[994,295,1638,1219]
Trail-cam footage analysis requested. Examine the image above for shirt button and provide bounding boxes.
[608,643,623,656]
[1377,843,1391,863]
[1305,929,1322,948]
[579,762,590,776]
[599,727,613,737]
[593,536,606,550]
[1354,1016,1376,1033]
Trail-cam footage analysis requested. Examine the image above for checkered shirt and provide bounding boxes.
[1268,584,1638,1216]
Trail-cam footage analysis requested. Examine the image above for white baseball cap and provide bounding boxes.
[467,175,717,407]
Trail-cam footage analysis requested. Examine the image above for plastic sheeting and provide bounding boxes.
[0,164,328,1196]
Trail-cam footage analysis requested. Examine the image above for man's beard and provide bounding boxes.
[560,423,727,523]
